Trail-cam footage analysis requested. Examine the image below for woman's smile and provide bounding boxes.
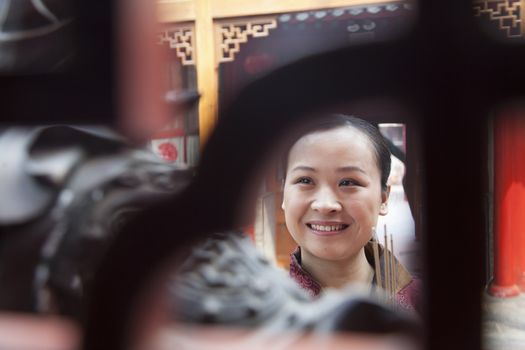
[306,221,350,236]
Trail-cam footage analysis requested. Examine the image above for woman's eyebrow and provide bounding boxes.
[291,165,316,172]
[336,166,366,174]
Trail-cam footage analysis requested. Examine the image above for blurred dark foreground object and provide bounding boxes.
[0,312,80,350]
[147,325,419,350]
[0,0,75,73]
[0,125,193,318]
[162,232,422,349]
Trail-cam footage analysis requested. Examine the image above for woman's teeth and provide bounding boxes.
[309,224,347,232]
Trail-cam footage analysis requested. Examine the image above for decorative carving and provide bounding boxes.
[159,27,195,66]
[473,0,522,38]
[0,125,191,316]
[167,232,420,346]
[218,18,278,63]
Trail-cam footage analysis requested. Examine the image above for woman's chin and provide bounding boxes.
[308,248,355,262]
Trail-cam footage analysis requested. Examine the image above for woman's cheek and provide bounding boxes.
[346,203,374,230]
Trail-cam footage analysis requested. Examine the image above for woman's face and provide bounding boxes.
[282,126,389,262]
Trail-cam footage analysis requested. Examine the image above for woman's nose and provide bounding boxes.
[311,189,342,213]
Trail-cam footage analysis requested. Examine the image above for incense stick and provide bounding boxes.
[390,234,397,310]
[372,239,382,290]
[383,225,391,302]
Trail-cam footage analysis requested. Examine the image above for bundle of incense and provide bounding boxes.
[371,230,383,291]
[382,224,397,308]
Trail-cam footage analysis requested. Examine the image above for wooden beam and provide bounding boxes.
[158,0,195,23]
[157,0,400,22]
[194,0,219,147]
[211,0,402,19]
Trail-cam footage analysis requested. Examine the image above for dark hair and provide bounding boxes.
[282,114,391,191]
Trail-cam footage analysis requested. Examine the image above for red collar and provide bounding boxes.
[289,248,322,297]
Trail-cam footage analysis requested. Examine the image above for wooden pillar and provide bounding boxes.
[513,113,525,290]
[488,110,524,297]
[195,0,219,148]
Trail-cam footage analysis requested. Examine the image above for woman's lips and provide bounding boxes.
[306,222,349,235]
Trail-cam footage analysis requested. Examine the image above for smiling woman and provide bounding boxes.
[281,114,420,312]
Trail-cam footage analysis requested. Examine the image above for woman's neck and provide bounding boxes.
[300,248,373,290]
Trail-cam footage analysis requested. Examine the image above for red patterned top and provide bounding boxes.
[289,246,421,313]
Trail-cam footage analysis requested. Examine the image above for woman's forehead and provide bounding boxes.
[290,126,373,155]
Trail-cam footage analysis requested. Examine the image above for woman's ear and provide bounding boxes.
[379,185,390,216]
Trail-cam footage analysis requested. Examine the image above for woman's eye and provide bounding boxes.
[295,177,312,185]
[339,179,358,187]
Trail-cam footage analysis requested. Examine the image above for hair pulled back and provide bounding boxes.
[283,114,391,191]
